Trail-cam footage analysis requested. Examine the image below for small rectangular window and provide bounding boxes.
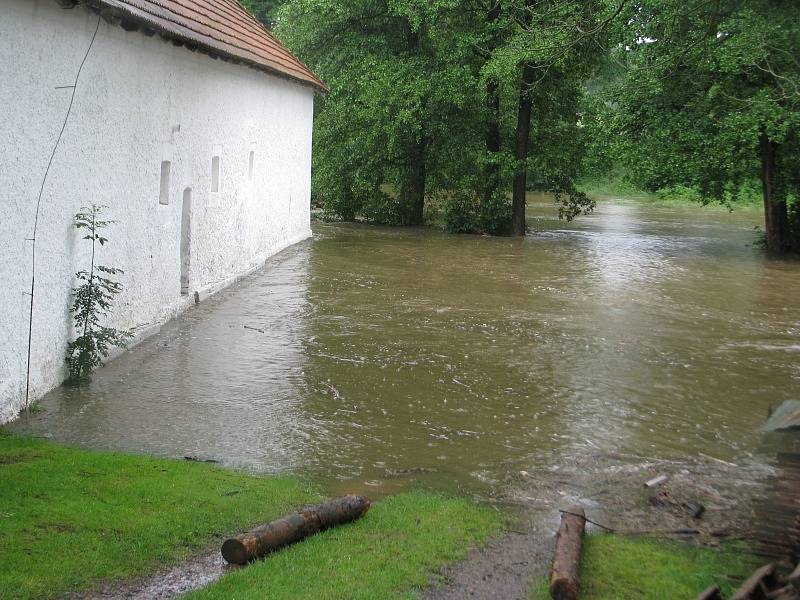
[159,160,171,205]
[211,155,220,192]
[248,151,255,181]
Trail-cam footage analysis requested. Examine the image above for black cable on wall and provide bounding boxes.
[24,14,102,414]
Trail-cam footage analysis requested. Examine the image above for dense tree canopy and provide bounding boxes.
[272,0,799,253]
[596,0,800,252]
[275,0,609,233]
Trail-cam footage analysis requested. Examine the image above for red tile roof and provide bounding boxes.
[83,0,327,92]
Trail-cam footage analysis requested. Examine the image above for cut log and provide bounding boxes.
[221,495,370,565]
[550,505,586,600]
[729,564,779,600]
[694,585,723,600]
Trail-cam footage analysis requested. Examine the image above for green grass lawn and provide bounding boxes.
[580,176,764,212]
[185,490,501,600]
[532,534,757,600]
[0,434,501,600]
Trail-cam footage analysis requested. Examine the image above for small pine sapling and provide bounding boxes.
[65,205,132,383]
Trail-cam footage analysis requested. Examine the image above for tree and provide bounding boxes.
[241,0,285,28]
[479,0,615,235]
[607,0,800,253]
[276,0,480,226]
[65,205,131,383]
[275,0,616,234]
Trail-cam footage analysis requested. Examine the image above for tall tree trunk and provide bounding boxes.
[760,132,789,253]
[511,62,535,236]
[403,138,427,226]
[482,2,502,209]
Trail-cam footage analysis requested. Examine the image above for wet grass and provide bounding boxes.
[184,489,501,600]
[580,176,764,212]
[0,434,501,599]
[0,433,317,599]
[531,534,757,600]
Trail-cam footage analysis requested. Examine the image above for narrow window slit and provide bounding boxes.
[159,161,171,205]
[211,156,220,192]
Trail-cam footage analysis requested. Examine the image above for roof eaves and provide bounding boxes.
[75,0,328,94]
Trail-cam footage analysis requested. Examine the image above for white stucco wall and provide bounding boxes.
[0,0,315,423]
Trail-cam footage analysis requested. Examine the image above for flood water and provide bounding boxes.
[10,196,800,502]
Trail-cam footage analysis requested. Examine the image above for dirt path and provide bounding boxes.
[424,533,554,600]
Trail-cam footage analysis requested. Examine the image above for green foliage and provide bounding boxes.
[531,535,756,599]
[185,489,501,600]
[479,189,513,234]
[275,0,609,233]
[65,205,131,383]
[277,0,480,226]
[239,0,284,28]
[0,434,317,600]
[443,189,481,234]
[591,0,800,250]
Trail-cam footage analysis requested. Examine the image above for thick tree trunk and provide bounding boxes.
[403,139,427,226]
[222,495,371,565]
[550,505,586,600]
[760,132,789,253]
[511,62,535,236]
[482,2,502,209]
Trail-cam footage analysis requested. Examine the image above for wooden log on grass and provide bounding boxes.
[221,495,370,565]
[550,505,586,600]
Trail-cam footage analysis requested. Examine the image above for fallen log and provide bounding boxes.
[550,505,586,600]
[221,495,371,565]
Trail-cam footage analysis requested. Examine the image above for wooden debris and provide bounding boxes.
[550,505,586,600]
[687,502,706,519]
[789,564,800,592]
[694,585,724,600]
[644,475,668,488]
[729,564,779,600]
[695,563,800,600]
[754,453,800,565]
[183,456,218,463]
[221,495,370,565]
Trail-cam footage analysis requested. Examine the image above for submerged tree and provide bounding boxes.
[277,0,480,226]
[276,0,615,233]
[489,0,620,235]
[606,0,800,253]
[65,205,131,383]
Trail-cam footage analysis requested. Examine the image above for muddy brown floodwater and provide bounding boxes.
[9,196,800,541]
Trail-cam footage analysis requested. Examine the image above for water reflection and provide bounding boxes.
[8,197,800,500]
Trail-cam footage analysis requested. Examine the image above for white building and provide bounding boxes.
[0,0,326,423]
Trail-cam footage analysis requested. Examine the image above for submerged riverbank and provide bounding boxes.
[1,434,763,599]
